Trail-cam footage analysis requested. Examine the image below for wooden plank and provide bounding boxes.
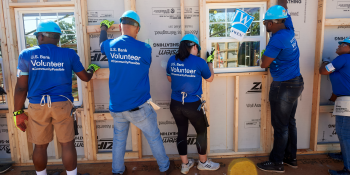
[137,127,142,158]
[325,18,350,26]
[316,143,340,152]
[131,123,139,152]
[86,24,120,34]
[265,69,273,152]
[215,71,267,77]
[40,0,48,2]
[130,0,136,11]
[206,0,268,2]
[94,113,112,120]
[9,1,75,7]
[91,68,109,79]
[79,0,94,161]
[53,131,62,159]
[97,152,139,160]
[310,0,326,152]
[233,76,239,152]
[77,111,89,158]
[181,0,185,37]
[319,105,334,113]
[260,75,267,152]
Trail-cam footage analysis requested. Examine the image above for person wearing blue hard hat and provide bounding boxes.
[319,37,350,175]
[14,20,99,175]
[99,11,172,175]
[166,34,216,174]
[257,0,304,173]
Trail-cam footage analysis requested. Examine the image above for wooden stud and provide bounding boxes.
[53,131,62,159]
[181,0,185,37]
[206,0,268,2]
[40,0,48,2]
[265,69,273,152]
[319,105,333,113]
[91,68,109,79]
[325,18,350,26]
[9,2,75,7]
[97,152,139,160]
[86,24,120,34]
[260,75,267,152]
[310,0,326,152]
[233,76,239,152]
[131,123,139,152]
[215,71,267,77]
[316,143,340,152]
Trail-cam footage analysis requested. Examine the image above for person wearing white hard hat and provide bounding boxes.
[99,11,172,175]
[14,20,99,175]
[319,37,350,175]
[166,34,217,174]
[257,0,304,173]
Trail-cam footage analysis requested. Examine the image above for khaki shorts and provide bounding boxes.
[27,101,74,145]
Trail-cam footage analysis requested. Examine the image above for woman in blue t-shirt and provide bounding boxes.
[166,34,216,174]
[319,37,350,175]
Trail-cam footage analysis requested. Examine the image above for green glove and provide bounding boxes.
[206,50,215,63]
[100,20,114,29]
[87,64,100,73]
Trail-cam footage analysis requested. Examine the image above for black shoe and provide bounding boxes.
[329,152,343,161]
[0,164,11,174]
[283,157,298,168]
[160,160,175,175]
[329,169,350,175]
[77,173,90,175]
[113,166,127,175]
[257,161,284,173]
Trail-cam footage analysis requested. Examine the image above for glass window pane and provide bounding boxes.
[209,9,225,22]
[228,42,238,49]
[244,8,260,21]
[60,35,77,50]
[227,8,236,22]
[58,12,74,19]
[23,13,39,20]
[237,41,260,67]
[24,20,38,35]
[25,35,38,48]
[246,22,260,36]
[58,18,76,34]
[209,23,226,37]
[41,13,57,21]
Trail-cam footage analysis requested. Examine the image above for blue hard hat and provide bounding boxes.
[263,5,288,20]
[338,37,350,44]
[120,10,141,30]
[181,34,201,51]
[33,21,62,36]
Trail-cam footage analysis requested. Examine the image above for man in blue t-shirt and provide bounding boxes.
[14,21,99,175]
[257,0,304,173]
[99,11,171,175]
[319,37,350,175]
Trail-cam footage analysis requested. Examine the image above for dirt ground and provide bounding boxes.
[3,154,344,175]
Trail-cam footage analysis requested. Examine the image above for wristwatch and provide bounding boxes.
[13,109,24,116]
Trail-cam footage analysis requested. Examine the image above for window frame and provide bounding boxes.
[0,58,8,109]
[14,7,83,107]
[206,2,267,73]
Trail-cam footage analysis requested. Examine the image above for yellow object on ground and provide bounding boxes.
[227,158,257,175]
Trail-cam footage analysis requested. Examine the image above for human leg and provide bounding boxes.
[60,140,77,171]
[33,143,49,171]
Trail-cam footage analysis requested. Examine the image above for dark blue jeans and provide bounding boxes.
[269,75,304,163]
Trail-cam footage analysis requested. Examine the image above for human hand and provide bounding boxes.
[13,113,28,132]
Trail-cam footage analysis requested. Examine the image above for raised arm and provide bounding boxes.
[278,0,288,9]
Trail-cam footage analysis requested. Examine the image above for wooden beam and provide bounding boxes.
[94,112,112,120]
[79,0,95,161]
[9,1,75,8]
[86,24,120,34]
[137,127,142,158]
[130,0,136,11]
[131,124,139,152]
[53,131,62,159]
[310,0,326,152]
[91,68,109,79]
[233,76,239,152]
[215,71,267,77]
[181,0,185,37]
[206,0,268,2]
[319,105,333,113]
[325,18,350,26]
[260,75,267,152]
[97,152,138,160]
[316,143,340,152]
[40,0,48,2]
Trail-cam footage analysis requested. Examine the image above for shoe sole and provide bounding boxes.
[197,165,220,171]
[181,163,194,174]
[284,163,298,169]
[257,166,285,173]
[0,166,11,173]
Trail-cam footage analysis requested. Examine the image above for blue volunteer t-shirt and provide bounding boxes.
[264,12,301,81]
[17,44,84,104]
[166,54,211,102]
[330,54,350,96]
[101,35,152,112]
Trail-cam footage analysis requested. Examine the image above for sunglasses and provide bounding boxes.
[339,43,350,47]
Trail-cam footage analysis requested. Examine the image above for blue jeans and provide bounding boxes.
[336,115,350,171]
[269,75,304,163]
[110,102,170,174]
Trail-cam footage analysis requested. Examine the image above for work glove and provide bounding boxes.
[13,110,28,132]
[0,87,6,95]
[322,57,332,63]
[87,64,100,73]
[100,20,114,29]
[206,49,215,63]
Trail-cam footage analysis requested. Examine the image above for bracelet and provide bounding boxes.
[13,109,24,116]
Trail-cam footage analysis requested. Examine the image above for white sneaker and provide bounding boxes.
[197,159,220,171]
[181,159,194,174]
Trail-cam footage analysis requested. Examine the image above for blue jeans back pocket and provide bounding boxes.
[128,104,154,123]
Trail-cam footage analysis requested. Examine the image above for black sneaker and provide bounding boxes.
[0,164,11,174]
[257,161,284,173]
[283,157,298,168]
[328,152,343,161]
[329,169,350,175]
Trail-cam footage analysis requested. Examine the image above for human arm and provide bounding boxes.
[261,55,275,68]
[319,62,333,75]
[13,75,28,132]
[205,63,214,82]
[278,0,288,9]
[167,76,171,82]
[100,20,114,45]
[75,64,100,82]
